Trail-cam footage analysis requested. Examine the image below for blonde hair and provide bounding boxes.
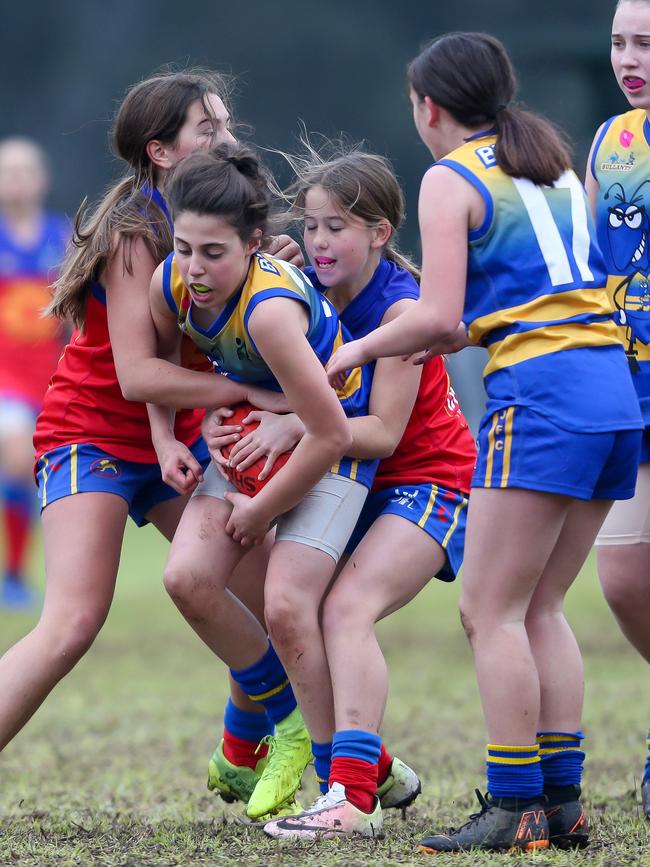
[49,69,232,326]
[284,137,420,282]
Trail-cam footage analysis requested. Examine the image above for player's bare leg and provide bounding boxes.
[0,492,127,749]
[458,487,571,745]
[323,515,447,733]
[523,498,611,848]
[598,545,650,662]
[162,494,269,667]
[263,540,337,743]
[148,495,271,712]
[527,499,612,731]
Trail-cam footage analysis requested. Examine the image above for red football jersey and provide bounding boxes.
[373,357,476,494]
[34,286,206,463]
[0,212,69,406]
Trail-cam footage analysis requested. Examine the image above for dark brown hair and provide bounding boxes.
[166,143,274,243]
[50,69,232,325]
[408,32,572,185]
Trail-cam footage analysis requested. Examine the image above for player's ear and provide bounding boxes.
[371,219,393,249]
[146,139,174,170]
[423,96,440,128]
[247,229,263,255]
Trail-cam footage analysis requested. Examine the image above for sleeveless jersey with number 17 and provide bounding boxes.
[162,249,377,488]
[436,133,643,433]
[590,108,650,433]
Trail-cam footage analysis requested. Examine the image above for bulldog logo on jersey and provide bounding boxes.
[605,179,650,371]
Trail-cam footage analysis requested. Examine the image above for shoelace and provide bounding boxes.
[255,733,302,779]
[304,785,346,813]
[447,789,492,834]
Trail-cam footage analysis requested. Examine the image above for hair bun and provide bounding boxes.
[213,143,259,180]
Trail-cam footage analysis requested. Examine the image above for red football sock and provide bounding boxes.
[330,756,378,813]
[223,729,268,769]
[378,742,393,785]
[4,503,30,576]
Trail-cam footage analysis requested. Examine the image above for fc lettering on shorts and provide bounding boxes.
[494,409,507,451]
[475,144,497,168]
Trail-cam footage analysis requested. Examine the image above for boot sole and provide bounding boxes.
[550,832,589,850]
[417,840,549,854]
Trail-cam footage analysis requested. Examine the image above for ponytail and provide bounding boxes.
[408,32,572,186]
[493,105,572,186]
[48,178,172,326]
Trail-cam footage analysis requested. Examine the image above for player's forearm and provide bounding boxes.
[147,403,176,448]
[119,358,248,408]
[252,428,351,522]
[363,302,458,360]
[345,415,400,460]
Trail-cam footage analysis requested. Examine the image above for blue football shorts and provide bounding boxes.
[474,405,642,500]
[35,439,210,527]
[640,427,650,463]
[346,482,468,582]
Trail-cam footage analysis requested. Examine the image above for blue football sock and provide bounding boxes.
[223,697,273,742]
[229,642,296,724]
[486,743,543,799]
[332,729,382,764]
[312,741,332,794]
[537,731,585,789]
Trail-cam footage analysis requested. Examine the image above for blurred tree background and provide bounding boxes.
[0,0,622,257]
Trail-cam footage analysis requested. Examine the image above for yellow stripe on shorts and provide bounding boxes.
[418,484,439,528]
[70,444,78,495]
[40,455,50,508]
[442,496,468,547]
[500,407,515,487]
[484,411,499,488]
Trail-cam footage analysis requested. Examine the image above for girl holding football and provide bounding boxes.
[206,144,476,840]
[144,142,378,820]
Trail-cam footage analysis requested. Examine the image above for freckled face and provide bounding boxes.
[303,185,379,296]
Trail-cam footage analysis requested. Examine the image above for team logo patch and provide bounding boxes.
[90,458,122,478]
[600,151,636,171]
[619,129,635,148]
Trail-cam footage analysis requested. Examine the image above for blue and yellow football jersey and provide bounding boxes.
[161,250,377,487]
[437,134,643,434]
[591,109,650,430]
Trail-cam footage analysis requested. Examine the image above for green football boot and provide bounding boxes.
[246,708,313,819]
[207,739,267,804]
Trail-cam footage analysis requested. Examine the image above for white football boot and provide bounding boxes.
[263,781,384,839]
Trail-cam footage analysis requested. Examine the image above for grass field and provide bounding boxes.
[0,525,648,866]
